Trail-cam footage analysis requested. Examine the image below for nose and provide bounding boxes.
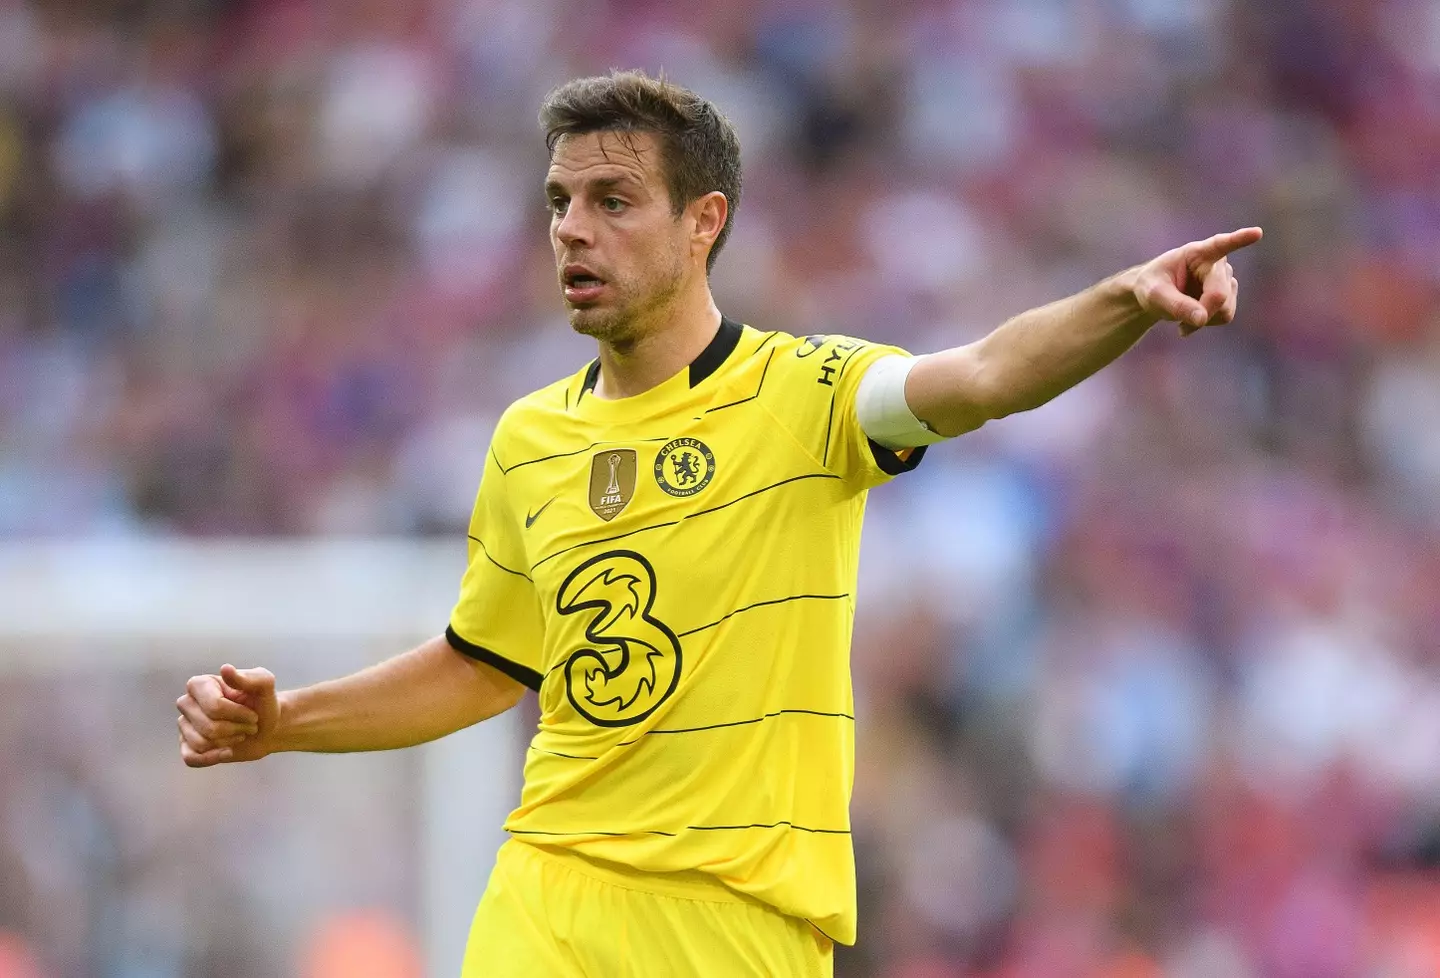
[555,203,593,250]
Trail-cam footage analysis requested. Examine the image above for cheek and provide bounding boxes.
[636,224,685,265]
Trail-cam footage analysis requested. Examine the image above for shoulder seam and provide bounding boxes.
[820,342,871,469]
[750,335,835,475]
[755,393,831,475]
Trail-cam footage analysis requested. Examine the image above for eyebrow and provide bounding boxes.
[544,175,643,198]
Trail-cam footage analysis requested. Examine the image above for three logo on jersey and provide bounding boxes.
[575,438,716,522]
[556,550,682,726]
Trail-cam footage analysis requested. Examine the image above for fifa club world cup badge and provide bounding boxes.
[654,438,715,497]
[589,449,637,521]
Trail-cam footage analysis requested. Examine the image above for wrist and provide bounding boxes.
[270,688,299,753]
[1108,265,1164,330]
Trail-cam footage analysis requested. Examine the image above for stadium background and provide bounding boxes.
[2,0,1440,975]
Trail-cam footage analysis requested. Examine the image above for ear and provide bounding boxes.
[687,191,728,265]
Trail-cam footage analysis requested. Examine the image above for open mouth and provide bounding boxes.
[563,265,607,302]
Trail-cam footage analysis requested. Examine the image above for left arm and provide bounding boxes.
[906,227,1262,437]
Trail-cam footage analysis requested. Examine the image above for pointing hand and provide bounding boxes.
[1131,227,1262,335]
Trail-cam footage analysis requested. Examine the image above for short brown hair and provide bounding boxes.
[540,71,742,273]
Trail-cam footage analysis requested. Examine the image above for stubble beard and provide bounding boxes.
[566,255,685,350]
[568,300,634,345]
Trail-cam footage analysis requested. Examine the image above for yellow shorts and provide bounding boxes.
[462,839,834,977]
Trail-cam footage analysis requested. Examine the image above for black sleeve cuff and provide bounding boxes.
[445,625,543,691]
[868,439,928,476]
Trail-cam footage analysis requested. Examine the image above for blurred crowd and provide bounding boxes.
[2,0,1440,975]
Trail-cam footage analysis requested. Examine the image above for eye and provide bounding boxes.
[548,196,569,216]
[601,197,626,213]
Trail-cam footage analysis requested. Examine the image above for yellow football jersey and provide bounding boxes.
[447,318,926,945]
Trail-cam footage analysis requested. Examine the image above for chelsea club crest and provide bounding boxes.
[653,438,715,498]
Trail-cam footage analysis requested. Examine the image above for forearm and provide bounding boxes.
[908,267,1156,436]
[272,635,524,753]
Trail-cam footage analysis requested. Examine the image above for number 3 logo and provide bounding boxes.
[556,550,683,727]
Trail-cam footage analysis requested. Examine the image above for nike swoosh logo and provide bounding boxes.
[525,497,557,529]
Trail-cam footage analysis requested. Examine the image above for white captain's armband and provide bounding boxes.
[856,354,950,451]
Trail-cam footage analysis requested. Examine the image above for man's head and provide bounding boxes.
[540,71,742,344]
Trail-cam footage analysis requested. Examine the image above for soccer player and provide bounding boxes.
[176,71,1258,976]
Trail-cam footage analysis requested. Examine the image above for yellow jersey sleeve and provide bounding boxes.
[446,445,545,690]
[763,333,926,490]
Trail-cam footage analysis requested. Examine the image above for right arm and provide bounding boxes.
[177,634,525,768]
[180,418,544,769]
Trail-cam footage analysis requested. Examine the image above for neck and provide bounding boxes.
[593,290,723,400]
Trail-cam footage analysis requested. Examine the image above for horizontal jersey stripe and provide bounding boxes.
[632,709,854,740]
[528,746,598,760]
[541,591,855,680]
[510,821,849,838]
[465,535,532,580]
[511,828,679,838]
[530,471,842,572]
[677,592,850,637]
[500,436,671,475]
[532,709,855,753]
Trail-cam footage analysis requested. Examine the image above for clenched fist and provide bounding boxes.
[177,664,280,767]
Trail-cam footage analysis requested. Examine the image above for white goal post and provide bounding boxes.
[0,539,522,978]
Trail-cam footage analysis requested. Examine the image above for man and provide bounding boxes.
[177,71,1258,976]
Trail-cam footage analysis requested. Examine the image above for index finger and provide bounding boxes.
[1188,227,1263,264]
[183,675,259,725]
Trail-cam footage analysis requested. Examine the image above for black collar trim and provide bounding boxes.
[578,316,743,397]
[578,359,601,402]
[688,317,744,387]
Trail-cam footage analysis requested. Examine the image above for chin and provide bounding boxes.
[567,306,626,341]
[567,309,613,344]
